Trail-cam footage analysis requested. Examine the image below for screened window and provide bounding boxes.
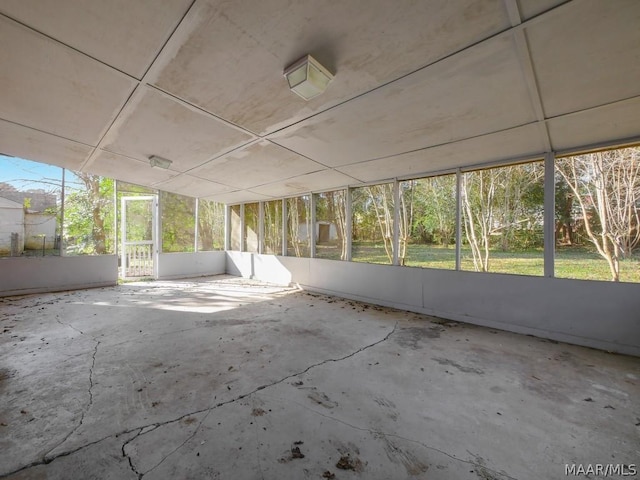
[555,146,640,283]
[461,161,544,276]
[64,172,114,255]
[314,190,347,260]
[161,192,195,253]
[352,184,394,264]
[243,203,259,253]
[230,205,241,251]
[0,155,62,257]
[197,199,225,251]
[399,175,456,269]
[264,200,283,255]
[287,195,311,257]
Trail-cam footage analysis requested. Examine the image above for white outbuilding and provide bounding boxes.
[0,196,23,255]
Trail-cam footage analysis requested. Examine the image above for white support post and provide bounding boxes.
[281,199,287,256]
[224,204,230,251]
[345,188,352,262]
[258,201,264,254]
[310,194,316,258]
[194,198,199,253]
[60,168,65,256]
[240,204,245,252]
[153,194,160,279]
[544,152,555,278]
[455,168,462,271]
[121,196,126,278]
[114,180,118,259]
[393,180,400,265]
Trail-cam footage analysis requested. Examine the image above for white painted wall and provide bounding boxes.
[0,255,117,297]
[0,203,24,254]
[157,251,226,280]
[227,252,640,356]
[24,213,57,249]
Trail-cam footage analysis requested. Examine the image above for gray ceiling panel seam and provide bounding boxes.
[0,117,96,149]
[138,0,198,81]
[79,83,140,172]
[260,0,577,140]
[146,84,260,138]
[0,11,139,81]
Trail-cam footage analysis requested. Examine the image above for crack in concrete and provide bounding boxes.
[55,317,85,336]
[140,410,213,477]
[41,339,101,462]
[270,397,518,480]
[133,321,398,477]
[122,428,144,480]
[0,430,135,479]
[2,322,397,478]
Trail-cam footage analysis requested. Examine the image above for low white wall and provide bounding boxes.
[227,252,640,356]
[226,250,293,285]
[0,255,117,297]
[157,251,226,280]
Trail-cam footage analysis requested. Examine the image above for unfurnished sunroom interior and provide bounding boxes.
[0,1,639,479]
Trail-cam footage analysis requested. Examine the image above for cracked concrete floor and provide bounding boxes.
[0,275,639,480]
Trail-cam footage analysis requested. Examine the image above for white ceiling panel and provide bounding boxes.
[516,0,568,21]
[102,87,254,172]
[0,17,136,146]
[152,0,510,135]
[153,174,235,198]
[338,124,545,182]
[548,97,640,152]
[250,169,358,197]
[0,0,192,79]
[0,121,93,171]
[527,0,640,117]
[202,190,272,205]
[86,151,177,186]
[190,141,324,189]
[270,36,536,167]
[1,1,639,203]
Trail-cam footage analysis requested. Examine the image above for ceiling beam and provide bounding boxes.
[503,0,552,152]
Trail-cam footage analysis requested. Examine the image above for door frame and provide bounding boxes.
[120,195,158,279]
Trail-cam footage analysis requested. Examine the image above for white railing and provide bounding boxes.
[124,242,153,277]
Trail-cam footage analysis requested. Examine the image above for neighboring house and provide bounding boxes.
[0,191,58,255]
[0,189,57,212]
[315,221,338,244]
[0,196,24,255]
[297,221,339,243]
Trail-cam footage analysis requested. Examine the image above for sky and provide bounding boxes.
[0,154,80,191]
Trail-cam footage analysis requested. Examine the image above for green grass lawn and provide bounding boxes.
[349,243,640,283]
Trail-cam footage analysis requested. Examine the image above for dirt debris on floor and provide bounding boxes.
[0,275,638,479]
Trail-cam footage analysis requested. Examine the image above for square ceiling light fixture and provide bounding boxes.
[284,54,334,100]
[149,155,172,169]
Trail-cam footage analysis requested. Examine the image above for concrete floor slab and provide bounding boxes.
[1,275,638,479]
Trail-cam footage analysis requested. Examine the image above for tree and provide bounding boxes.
[461,169,496,272]
[287,196,310,257]
[64,173,113,254]
[555,148,640,281]
[368,184,395,263]
[198,200,225,251]
[555,178,575,245]
[316,191,348,260]
[263,200,282,254]
[461,163,544,272]
[160,191,196,252]
[408,175,457,247]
